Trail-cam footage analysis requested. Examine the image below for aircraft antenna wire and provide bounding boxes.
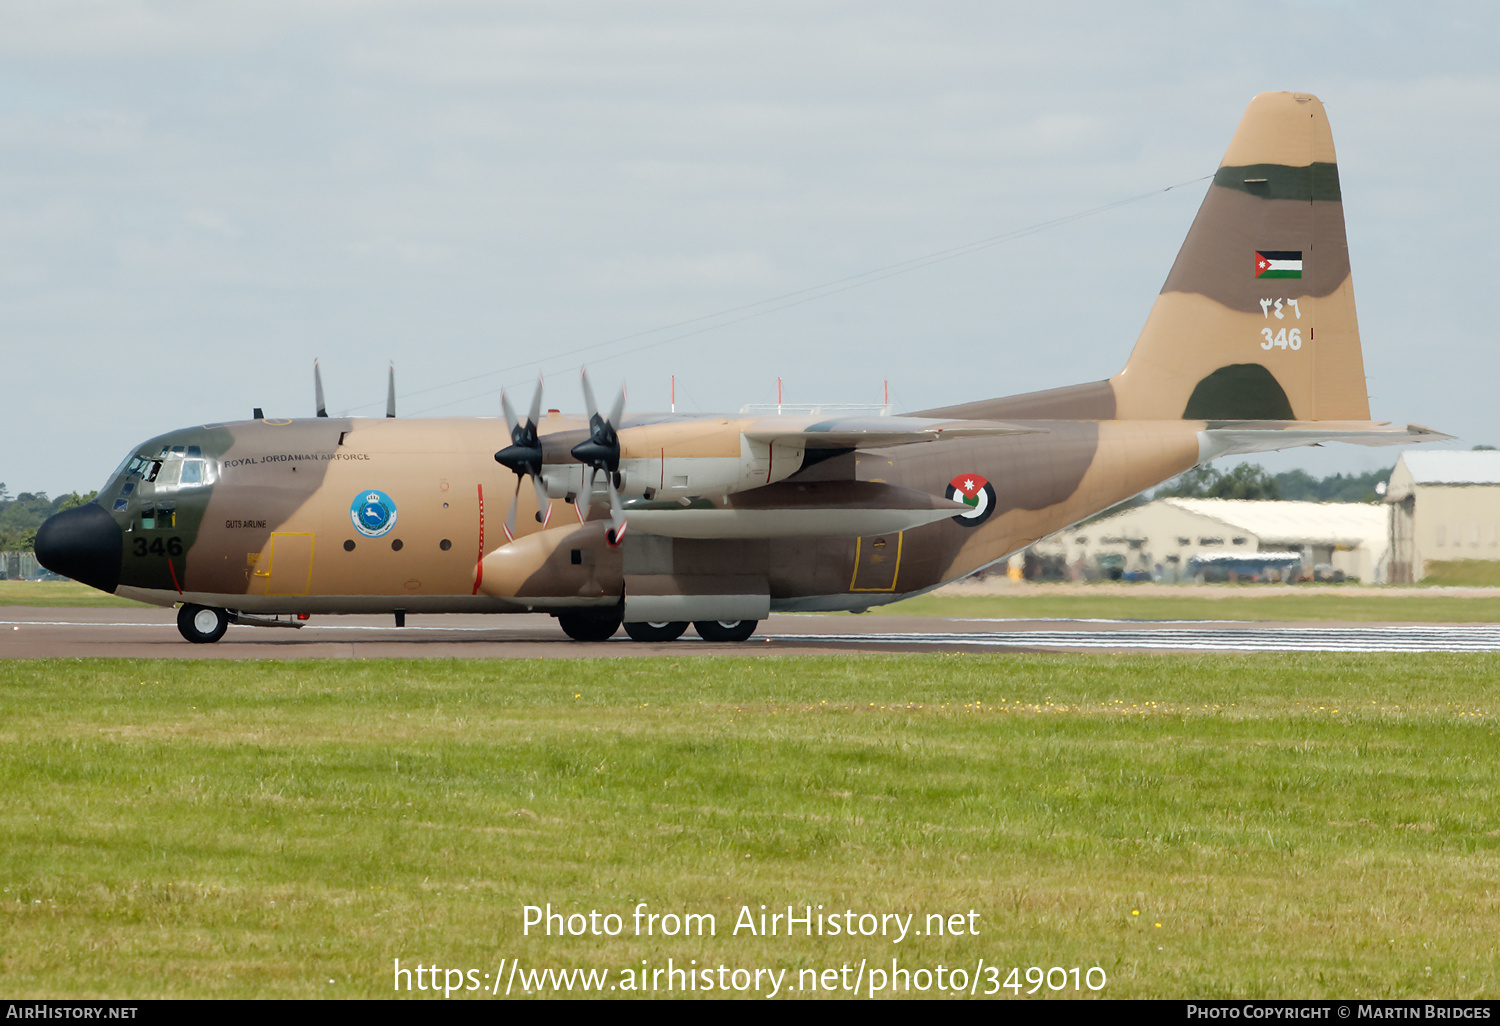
[352,175,1211,416]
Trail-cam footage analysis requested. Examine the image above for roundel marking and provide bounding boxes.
[945,473,996,527]
[350,489,399,538]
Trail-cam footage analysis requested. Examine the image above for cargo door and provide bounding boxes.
[260,532,315,596]
[849,533,902,593]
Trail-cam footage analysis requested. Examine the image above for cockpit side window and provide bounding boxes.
[110,444,215,510]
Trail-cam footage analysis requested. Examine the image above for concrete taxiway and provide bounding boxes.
[3,606,1498,658]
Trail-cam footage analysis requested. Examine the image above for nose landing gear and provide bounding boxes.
[176,604,229,644]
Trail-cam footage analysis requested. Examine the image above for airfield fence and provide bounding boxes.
[1,551,42,580]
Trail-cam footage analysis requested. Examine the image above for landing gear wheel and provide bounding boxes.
[693,619,758,643]
[177,604,229,644]
[623,621,689,642]
[556,611,623,642]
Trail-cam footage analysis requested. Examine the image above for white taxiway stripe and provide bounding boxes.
[770,625,1500,653]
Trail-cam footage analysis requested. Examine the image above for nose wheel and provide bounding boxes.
[177,604,229,644]
[175,600,228,642]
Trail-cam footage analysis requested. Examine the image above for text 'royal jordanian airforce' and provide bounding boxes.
[36,93,1447,643]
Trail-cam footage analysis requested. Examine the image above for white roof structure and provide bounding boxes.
[1031,496,1392,582]
[1396,451,1500,486]
[1155,498,1386,546]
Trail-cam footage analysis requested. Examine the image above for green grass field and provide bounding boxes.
[1421,560,1500,588]
[0,580,148,608]
[3,655,1497,999]
[871,591,1500,622]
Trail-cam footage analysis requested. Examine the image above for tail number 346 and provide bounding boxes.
[1261,327,1302,351]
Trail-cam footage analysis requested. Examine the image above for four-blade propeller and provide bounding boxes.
[569,369,628,545]
[494,378,552,541]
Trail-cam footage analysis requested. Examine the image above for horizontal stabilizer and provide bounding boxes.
[1199,422,1453,461]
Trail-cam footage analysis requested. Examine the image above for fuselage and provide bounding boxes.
[40,408,1206,616]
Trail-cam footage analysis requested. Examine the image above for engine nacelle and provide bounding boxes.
[539,432,803,502]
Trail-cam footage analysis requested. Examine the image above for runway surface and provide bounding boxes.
[3,606,1498,658]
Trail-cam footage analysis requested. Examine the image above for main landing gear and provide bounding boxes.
[691,620,758,642]
[556,610,625,642]
[622,620,689,642]
[558,614,761,643]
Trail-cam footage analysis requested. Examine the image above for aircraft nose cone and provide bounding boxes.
[34,502,124,594]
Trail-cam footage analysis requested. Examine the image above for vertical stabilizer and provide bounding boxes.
[1109,92,1370,421]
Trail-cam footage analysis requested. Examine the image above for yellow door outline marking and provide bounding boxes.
[849,532,903,592]
[263,532,316,596]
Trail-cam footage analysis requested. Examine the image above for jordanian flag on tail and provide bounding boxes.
[1255,250,1302,279]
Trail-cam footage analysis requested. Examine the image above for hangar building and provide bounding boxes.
[1028,498,1389,583]
[1385,451,1500,583]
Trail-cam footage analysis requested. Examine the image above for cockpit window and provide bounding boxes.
[110,445,215,496]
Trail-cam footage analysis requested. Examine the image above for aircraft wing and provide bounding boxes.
[741,414,1041,450]
[1199,421,1453,460]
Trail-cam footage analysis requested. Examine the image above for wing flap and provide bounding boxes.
[742,415,1041,450]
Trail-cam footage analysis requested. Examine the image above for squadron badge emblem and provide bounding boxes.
[350,489,398,538]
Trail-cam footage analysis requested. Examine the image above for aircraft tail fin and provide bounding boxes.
[1109,91,1371,422]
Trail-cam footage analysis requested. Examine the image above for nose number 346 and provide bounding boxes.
[132,536,185,557]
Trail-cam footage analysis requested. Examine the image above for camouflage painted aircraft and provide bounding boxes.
[36,92,1446,644]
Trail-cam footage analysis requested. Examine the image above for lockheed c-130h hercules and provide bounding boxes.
[36,92,1447,644]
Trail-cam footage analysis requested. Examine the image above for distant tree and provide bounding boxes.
[1475,444,1497,451]
[1211,463,1282,500]
[1272,468,1319,500]
[1154,465,1222,499]
[0,490,95,552]
[1155,463,1281,501]
[1276,467,1392,503]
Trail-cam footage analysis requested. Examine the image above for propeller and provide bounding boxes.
[569,369,628,544]
[385,363,396,418]
[495,378,551,540]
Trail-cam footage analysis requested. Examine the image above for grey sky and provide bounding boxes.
[4,1,1495,496]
